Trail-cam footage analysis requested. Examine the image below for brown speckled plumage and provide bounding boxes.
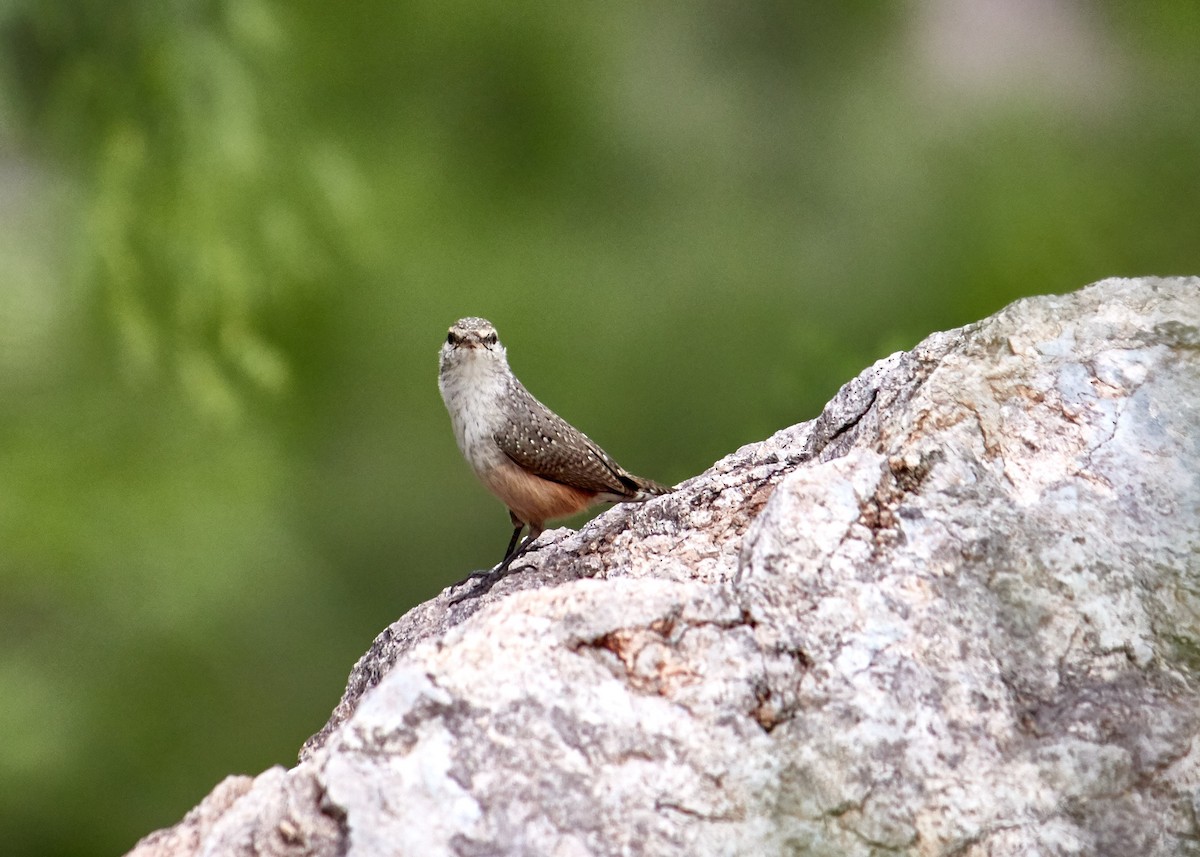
[494,382,666,498]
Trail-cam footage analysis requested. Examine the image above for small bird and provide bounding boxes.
[439,317,672,575]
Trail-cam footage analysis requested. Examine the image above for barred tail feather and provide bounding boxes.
[623,473,673,500]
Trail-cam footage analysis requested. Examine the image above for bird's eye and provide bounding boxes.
[484,332,498,345]
[447,332,457,345]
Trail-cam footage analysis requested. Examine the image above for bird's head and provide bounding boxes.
[440,317,506,373]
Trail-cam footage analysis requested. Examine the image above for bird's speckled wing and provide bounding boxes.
[493,384,641,497]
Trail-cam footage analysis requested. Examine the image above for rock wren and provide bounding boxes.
[439,317,672,573]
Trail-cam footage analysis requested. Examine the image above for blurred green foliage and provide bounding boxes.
[0,2,1197,854]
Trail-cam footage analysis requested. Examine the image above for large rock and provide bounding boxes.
[129,277,1200,857]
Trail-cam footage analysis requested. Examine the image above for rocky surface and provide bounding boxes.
[128,277,1200,857]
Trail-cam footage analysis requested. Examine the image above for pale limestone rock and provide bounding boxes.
[128,277,1200,857]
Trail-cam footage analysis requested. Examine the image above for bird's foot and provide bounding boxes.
[446,549,542,606]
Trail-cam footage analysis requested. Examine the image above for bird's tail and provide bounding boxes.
[623,473,674,500]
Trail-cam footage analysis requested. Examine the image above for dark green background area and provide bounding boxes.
[1,3,1197,855]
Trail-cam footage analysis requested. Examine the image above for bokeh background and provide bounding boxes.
[1,1,1198,854]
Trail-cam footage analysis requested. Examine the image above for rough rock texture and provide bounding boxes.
[128,277,1200,857]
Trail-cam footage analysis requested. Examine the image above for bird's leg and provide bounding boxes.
[449,519,524,596]
[449,522,544,605]
[498,524,544,571]
[498,516,526,568]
